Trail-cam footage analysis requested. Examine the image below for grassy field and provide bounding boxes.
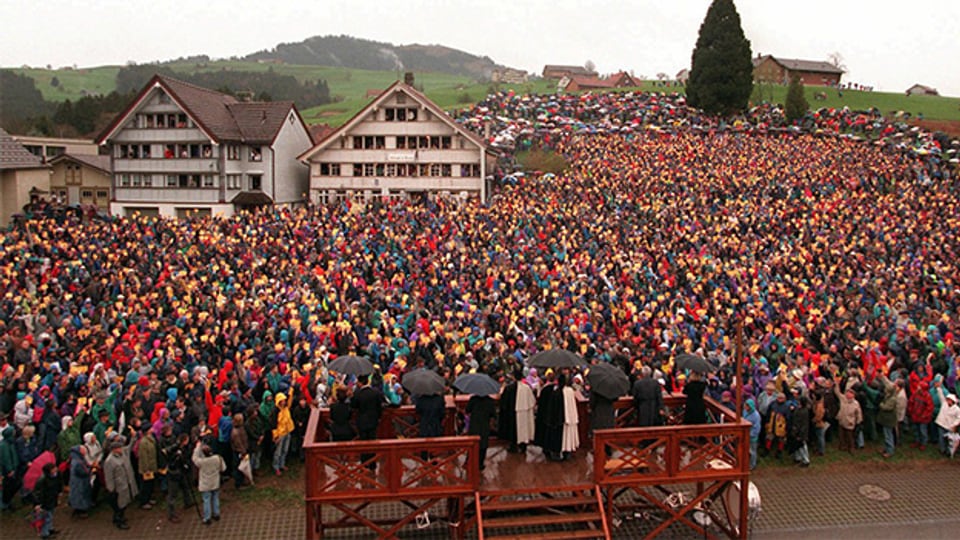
[8,61,960,128]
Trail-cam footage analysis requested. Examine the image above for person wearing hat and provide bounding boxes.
[934,392,960,455]
[632,365,664,428]
[103,426,138,529]
[270,390,294,476]
[192,440,225,525]
[765,392,791,460]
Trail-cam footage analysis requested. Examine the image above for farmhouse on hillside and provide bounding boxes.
[299,80,495,204]
[542,64,598,79]
[753,55,844,86]
[97,75,313,218]
[559,71,640,92]
[491,68,529,84]
[905,84,939,96]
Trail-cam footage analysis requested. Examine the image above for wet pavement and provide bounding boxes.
[3,456,959,538]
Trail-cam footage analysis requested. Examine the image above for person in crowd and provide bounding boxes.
[351,375,382,471]
[744,399,762,470]
[633,365,664,427]
[328,388,356,442]
[683,372,707,425]
[103,429,137,530]
[67,445,93,518]
[466,391,495,470]
[192,441,225,525]
[32,461,61,539]
[271,391,294,476]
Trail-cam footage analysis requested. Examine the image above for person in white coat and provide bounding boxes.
[560,373,580,459]
[516,375,536,451]
[934,393,960,456]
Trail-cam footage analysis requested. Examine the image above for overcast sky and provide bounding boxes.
[2,0,958,96]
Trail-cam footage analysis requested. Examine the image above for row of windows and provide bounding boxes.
[319,163,481,177]
[384,107,419,122]
[135,113,191,129]
[116,173,262,190]
[347,136,456,150]
[117,144,262,161]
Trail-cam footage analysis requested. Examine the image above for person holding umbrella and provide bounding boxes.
[683,371,708,425]
[454,372,499,471]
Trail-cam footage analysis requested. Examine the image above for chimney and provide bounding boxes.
[404,72,415,86]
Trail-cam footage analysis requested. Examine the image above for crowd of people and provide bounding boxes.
[2,87,960,536]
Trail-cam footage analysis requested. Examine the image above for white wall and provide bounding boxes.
[271,109,312,204]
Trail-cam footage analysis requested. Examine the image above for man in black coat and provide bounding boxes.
[466,394,496,470]
[498,370,520,452]
[632,366,664,427]
[415,393,446,438]
[33,461,62,538]
[535,371,564,461]
[351,375,383,470]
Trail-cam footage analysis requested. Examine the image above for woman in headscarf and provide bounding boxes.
[68,445,94,518]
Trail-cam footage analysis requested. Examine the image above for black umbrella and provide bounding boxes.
[585,362,630,400]
[675,353,716,374]
[527,349,588,369]
[327,355,374,376]
[453,373,500,396]
[401,368,445,396]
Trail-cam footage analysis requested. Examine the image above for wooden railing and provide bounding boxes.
[593,396,748,486]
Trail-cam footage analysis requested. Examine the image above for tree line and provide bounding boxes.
[1,66,330,138]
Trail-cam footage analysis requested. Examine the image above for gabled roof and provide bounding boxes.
[97,75,302,145]
[226,101,299,144]
[231,191,274,205]
[0,128,45,170]
[566,76,615,89]
[298,81,490,162]
[543,65,597,76]
[47,152,112,174]
[753,55,844,75]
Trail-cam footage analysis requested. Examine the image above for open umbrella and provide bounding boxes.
[585,362,630,400]
[675,353,716,374]
[453,373,500,396]
[327,355,374,376]
[528,349,588,370]
[402,368,445,396]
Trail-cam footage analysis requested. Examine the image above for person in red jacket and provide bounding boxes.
[908,381,934,450]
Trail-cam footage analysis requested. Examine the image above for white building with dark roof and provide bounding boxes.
[299,80,494,204]
[97,75,313,218]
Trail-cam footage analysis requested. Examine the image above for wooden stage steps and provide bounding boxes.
[475,484,610,540]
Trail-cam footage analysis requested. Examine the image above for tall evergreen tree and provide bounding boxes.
[686,0,754,115]
[785,74,809,123]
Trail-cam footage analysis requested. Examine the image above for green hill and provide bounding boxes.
[244,35,502,80]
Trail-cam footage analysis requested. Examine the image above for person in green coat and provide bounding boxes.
[57,410,85,463]
[1,425,20,510]
[876,375,899,458]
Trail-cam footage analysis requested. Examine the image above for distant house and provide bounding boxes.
[1,128,50,225]
[299,80,495,204]
[97,75,313,218]
[559,71,638,92]
[491,68,529,84]
[560,75,614,93]
[905,84,939,96]
[47,153,112,212]
[607,71,641,88]
[542,65,598,79]
[11,135,98,163]
[676,69,690,85]
[752,55,843,86]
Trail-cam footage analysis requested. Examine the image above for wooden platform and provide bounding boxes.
[304,395,751,540]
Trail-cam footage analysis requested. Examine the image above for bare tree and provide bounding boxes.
[584,60,596,73]
[656,72,668,81]
[827,52,847,73]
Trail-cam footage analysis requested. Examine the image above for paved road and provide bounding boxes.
[3,459,958,538]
